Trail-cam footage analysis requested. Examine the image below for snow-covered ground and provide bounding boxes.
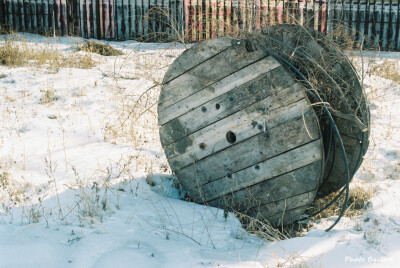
[0,34,399,268]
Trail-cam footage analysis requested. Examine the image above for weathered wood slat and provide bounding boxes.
[79,0,85,37]
[0,0,3,26]
[175,111,320,190]
[93,0,97,38]
[162,37,235,84]
[159,56,282,127]
[123,0,129,39]
[32,0,38,31]
[158,41,269,112]
[194,141,322,202]
[159,37,324,226]
[103,0,110,38]
[208,162,320,212]
[137,0,143,36]
[164,85,308,166]
[130,0,136,39]
[143,0,149,39]
[250,204,309,226]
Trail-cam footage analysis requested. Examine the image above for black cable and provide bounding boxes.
[275,55,351,231]
[254,35,368,231]
[255,44,352,231]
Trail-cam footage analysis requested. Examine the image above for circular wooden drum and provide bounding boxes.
[158,37,324,226]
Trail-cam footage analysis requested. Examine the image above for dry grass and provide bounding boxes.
[236,212,313,241]
[0,34,96,69]
[79,40,124,56]
[307,184,374,220]
[368,59,400,83]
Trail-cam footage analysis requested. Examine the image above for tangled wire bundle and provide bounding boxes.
[248,25,370,230]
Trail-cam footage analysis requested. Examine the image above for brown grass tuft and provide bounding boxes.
[0,34,96,69]
[79,40,124,56]
[307,184,374,220]
[368,59,400,83]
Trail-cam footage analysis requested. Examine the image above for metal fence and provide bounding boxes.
[0,0,399,50]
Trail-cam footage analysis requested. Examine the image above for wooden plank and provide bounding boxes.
[86,0,92,37]
[143,0,149,39]
[178,0,184,38]
[103,0,109,38]
[6,0,12,29]
[150,0,157,40]
[162,37,235,84]
[163,0,169,40]
[13,0,18,31]
[79,0,84,37]
[93,0,97,38]
[137,0,143,37]
[19,0,24,31]
[110,0,114,38]
[130,0,136,38]
[210,0,216,37]
[208,162,320,211]
[0,0,3,26]
[185,139,323,202]
[43,0,49,32]
[123,0,129,39]
[158,41,269,112]
[168,98,317,172]
[49,0,54,35]
[169,0,176,39]
[32,0,38,32]
[163,85,307,165]
[175,111,320,190]
[159,56,282,126]
[37,0,42,33]
[249,204,309,226]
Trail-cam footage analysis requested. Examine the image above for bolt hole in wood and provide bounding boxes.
[226,131,236,144]
[227,173,232,178]
[201,106,207,112]
[215,103,220,110]
[228,96,234,102]
[257,124,264,131]
[254,164,260,170]
[199,143,206,150]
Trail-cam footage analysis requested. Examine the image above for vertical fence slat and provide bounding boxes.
[49,0,54,35]
[116,0,121,39]
[0,0,3,26]
[79,0,84,36]
[396,1,400,50]
[37,0,42,33]
[123,0,128,39]
[93,0,97,38]
[87,0,92,37]
[131,0,137,38]
[103,0,109,38]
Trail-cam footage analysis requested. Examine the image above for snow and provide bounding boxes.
[0,34,399,267]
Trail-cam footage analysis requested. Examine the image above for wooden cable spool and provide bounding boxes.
[248,24,370,198]
[158,37,324,226]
